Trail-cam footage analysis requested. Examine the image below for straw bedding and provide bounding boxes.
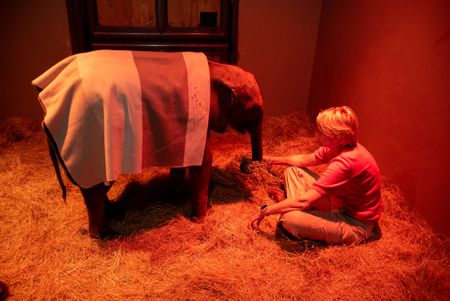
[0,113,448,300]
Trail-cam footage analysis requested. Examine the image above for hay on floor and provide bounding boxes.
[0,112,448,301]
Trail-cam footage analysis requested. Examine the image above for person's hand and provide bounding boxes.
[250,213,264,229]
[250,205,268,229]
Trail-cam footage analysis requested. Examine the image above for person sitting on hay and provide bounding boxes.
[251,106,382,245]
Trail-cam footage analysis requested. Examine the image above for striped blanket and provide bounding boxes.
[32,50,210,188]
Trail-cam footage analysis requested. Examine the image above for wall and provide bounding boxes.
[0,1,72,122]
[308,0,450,236]
[238,0,322,115]
[0,0,322,123]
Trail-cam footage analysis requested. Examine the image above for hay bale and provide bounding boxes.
[0,117,40,148]
[0,112,448,300]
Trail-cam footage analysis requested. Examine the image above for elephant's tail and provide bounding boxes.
[47,138,67,201]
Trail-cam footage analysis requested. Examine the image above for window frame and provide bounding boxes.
[65,0,238,63]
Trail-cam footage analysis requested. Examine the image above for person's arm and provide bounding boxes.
[250,189,322,229]
[264,153,319,167]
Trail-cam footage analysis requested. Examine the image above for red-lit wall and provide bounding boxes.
[238,0,322,115]
[308,0,450,236]
[0,1,71,122]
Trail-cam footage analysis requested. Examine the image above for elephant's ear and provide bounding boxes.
[209,81,231,133]
[208,60,263,110]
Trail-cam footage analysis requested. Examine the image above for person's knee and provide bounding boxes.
[276,220,300,239]
[278,220,303,240]
[284,166,297,175]
[281,210,344,244]
[279,211,309,237]
[284,166,301,181]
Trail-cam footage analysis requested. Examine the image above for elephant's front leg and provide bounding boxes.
[80,183,116,239]
[188,136,212,220]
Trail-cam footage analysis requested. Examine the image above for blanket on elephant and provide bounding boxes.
[32,50,210,188]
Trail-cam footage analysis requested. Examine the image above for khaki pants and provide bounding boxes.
[279,167,374,245]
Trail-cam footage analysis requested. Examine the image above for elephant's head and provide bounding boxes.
[208,61,263,161]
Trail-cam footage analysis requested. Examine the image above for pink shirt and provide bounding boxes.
[312,143,382,224]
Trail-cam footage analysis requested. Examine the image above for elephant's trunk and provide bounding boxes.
[250,121,263,161]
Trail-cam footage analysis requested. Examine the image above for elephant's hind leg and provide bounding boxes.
[80,183,117,239]
[188,137,212,220]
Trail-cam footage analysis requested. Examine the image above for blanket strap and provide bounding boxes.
[47,138,67,201]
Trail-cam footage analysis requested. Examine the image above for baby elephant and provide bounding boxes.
[33,50,263,239]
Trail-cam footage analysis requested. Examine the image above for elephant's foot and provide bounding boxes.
[188,137,212,223]
[97,225,119,240]
[190,212,207,223]
[190,197,208,222]
[81,183,119,240]
[190,216,206,223]
[86,222,119,240]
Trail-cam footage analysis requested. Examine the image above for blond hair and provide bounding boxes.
[316,106,359,147]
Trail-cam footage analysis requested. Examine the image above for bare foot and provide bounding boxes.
[267,186,285,202]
